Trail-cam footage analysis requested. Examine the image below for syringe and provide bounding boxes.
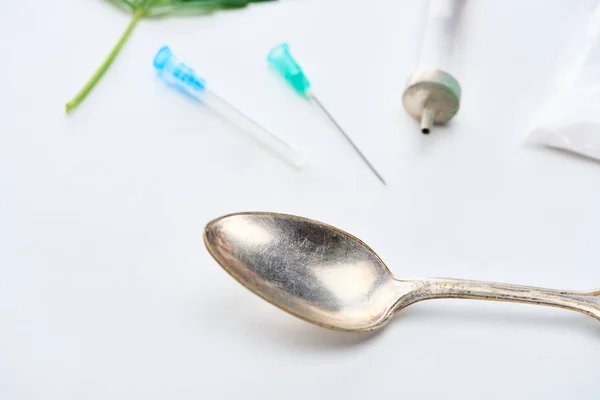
[153,46,306,169]
[403,0,464,134]
[268,43,386,186]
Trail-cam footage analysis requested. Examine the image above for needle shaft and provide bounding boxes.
[311,95,386,186]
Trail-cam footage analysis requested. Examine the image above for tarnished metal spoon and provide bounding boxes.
[204,212,600,332]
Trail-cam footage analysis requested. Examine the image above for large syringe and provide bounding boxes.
[403,0,464,134]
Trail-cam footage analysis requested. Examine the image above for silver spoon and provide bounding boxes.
[204,212,600,332]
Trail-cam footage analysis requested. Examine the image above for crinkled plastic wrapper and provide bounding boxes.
[527,4,600,160]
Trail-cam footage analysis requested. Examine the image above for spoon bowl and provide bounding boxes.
[204,212,600,332]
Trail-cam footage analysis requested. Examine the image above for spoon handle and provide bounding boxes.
[398,279,600,320]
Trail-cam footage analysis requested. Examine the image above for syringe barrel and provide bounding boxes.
[402,0,464,131]
[416,0,463,77]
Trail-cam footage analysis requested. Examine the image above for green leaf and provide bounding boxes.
[65,0,277,113]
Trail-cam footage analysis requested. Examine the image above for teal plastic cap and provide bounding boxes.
[267,43,311,98]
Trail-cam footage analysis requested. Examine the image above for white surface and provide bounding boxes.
[1,0,600,398]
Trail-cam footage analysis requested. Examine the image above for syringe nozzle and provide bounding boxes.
[420,105,436,134]
[402,68,461,133]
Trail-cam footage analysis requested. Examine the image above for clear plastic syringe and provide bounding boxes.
[153,46,306,168]
[403,0,465,134]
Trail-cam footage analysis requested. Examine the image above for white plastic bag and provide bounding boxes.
[527,4,600,160]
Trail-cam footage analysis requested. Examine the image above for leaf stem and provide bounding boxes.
[65,9,145,113]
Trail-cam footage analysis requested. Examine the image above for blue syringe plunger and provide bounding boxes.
[154,46,206,98]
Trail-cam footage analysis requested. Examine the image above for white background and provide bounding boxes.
[2,0,600,398]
